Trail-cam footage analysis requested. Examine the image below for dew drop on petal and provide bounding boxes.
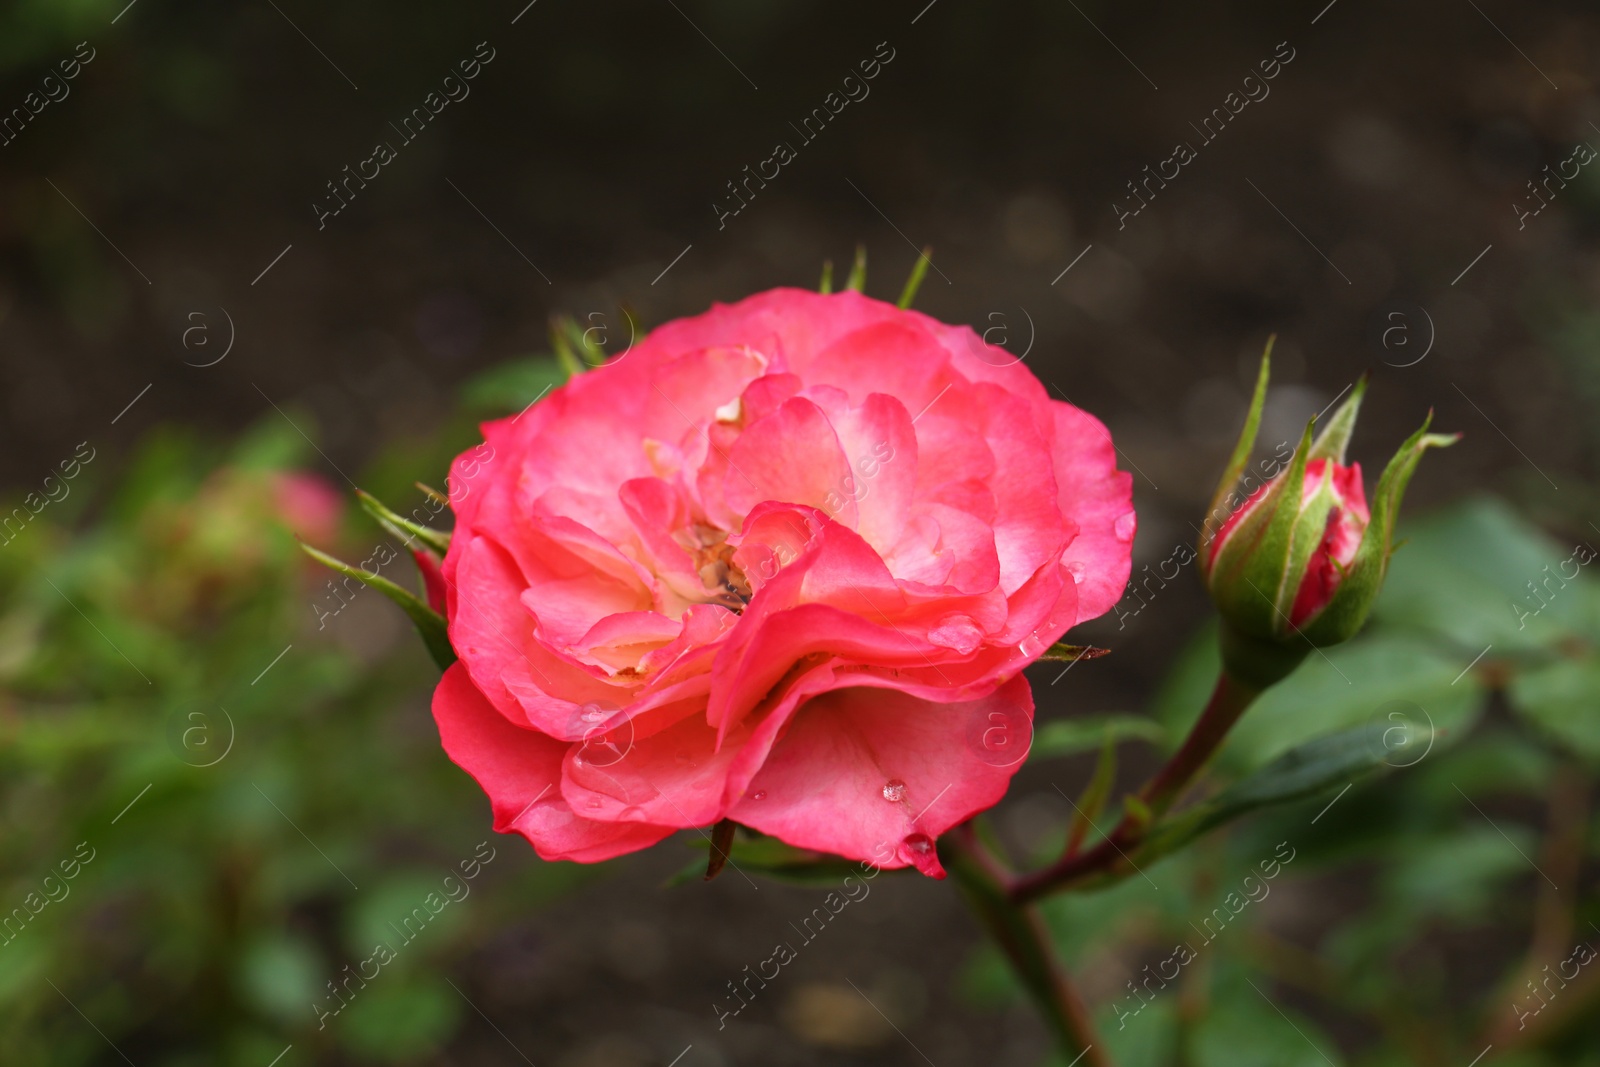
[1018,629,1045,658]
[928,613,984,655]
[1114,511,1137,543]
[1065,560,1086,580]
[900,833,933,857]
[881,779,907,803]
[584,797,603,810]
[750,790,766,801]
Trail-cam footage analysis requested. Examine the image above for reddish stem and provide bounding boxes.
[1009,671,1258,904]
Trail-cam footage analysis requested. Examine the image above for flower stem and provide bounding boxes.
[1009,670,1259,904]
[941,824,1112,1067]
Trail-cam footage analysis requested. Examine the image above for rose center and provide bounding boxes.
[672,523,751,612]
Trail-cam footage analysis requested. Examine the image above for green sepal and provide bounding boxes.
[845,244,868,292]
[553,313,606,367]
[1218,622,1311,692]
[819,259,835,294]
[1207,419,1314,641]
[1307,375,1368,464]
[1300,413,1459,645]
[549,318,587,379]
[1037,642,1110,663]
[1198,338,1273,576]
[666,830,881,886]
[299,542,456,671]
[355,489,451,555]
[897,247,932,309]
[1272,459,1339,631]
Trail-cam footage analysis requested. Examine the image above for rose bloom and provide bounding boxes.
[433,288,1133,876]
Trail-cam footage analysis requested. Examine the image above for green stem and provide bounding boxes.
[1009,670,1259,904]
[942,824,1112,1067]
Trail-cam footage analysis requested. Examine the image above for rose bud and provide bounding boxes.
[1197,354,1458,689]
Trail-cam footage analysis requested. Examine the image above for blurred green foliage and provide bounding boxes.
[0,411,588,1065]
[973,498,1600,1066]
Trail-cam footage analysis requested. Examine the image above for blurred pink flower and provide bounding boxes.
[271,472,344,547]
[432,288,1133,875]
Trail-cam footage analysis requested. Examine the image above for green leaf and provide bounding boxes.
[1132,721,1406,865]
[337,975,460,1062]
[845,244,868,292]
[1028,714,1166,762]
[300,543,456,671]
[1383,826,1535,922]
[897,248,932,309]
[459,356,565,414]
[1507,656,1600,762]
[1374,496,1599,651]
[1157,627,1486,776]
[1191,965,1346,1067]
[819,258,834,294]
[235,934,322,1024]
[1095,994,1181,1067]
[356,489,450,555]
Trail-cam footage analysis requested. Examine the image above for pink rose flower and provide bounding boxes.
[432,288,1134,876]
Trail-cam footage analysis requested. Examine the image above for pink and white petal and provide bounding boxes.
[723,396,859,528]
[559,712,745,828]
[639,288,902,374]
[727,676,1036,876]
[450,535,539,724]
[1050,402,1135,623]
[433,663,674,863]
[940,384,1071,595]
[829,393,919,558]
[802,318,956,414]
[884,502,1000,595]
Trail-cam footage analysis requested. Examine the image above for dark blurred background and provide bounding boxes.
[2,1,1599,1065]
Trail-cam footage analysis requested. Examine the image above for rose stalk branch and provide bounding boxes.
[1009,669,1260,904]
[941,824,1111,1067]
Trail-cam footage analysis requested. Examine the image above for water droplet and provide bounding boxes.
[1065,560,1086,580]
[900,833,933,856]
[928,613,983,655]
[881,779,907,803]
[750,790,766,801]
[571,751,586,767]
[1113,511,1137,543]
[1018,629,1045,658]
[580,704,606,724]
[584,797,603,810]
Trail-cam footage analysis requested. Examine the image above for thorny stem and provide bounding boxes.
[1009,670,1260,904]
[941,824,1113,1067]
